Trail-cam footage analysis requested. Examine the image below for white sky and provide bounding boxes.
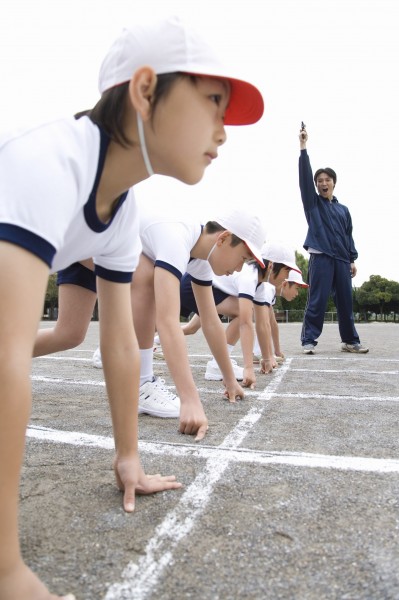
[1,0,398,286]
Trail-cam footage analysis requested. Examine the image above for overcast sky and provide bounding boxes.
[1,0,398,286]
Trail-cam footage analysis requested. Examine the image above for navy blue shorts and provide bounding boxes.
[180,273,228,318]
[57,262,97,293]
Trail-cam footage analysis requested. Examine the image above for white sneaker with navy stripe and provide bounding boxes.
[139,377,180,418]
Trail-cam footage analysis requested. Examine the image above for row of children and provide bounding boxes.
[91,236,308,407]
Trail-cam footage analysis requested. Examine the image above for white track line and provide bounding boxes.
[292,368,399,375]
[32,376,399,404]
[275,392,399,403]
[26,425,399,474]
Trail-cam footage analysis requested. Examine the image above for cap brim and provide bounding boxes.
[244,242,265,268]
[185,73,264,125]
[285,263,302,273]
[224,78,264,125]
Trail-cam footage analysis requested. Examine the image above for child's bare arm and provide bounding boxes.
[153,269,208,441]
[97,277,182,509]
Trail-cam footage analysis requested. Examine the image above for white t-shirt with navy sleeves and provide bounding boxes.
[212,262,267,304]
[0,116,141,283]
[139,210,213,285]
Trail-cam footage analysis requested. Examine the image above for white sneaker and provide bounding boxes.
[302,344,315,355]
[153,345,164,359]
[139,377,180,418]
[205,358,244,381]
[92,347,103,369]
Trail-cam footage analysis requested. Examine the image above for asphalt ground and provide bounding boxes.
[24,321,399,600]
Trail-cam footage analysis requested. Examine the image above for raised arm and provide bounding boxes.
[298,126,318,214]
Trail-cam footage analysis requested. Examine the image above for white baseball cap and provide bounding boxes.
[98,16,264,126]
[261,240,301,273]
[214,209,266,267]
[285,269,309,287]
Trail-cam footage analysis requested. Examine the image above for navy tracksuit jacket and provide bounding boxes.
[299,150,360,346]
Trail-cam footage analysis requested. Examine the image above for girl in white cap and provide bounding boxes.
[280,269,309,301]
[263,268,309,364]
[0,16,264,600]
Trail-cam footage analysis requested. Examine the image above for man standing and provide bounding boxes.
[298,126,369,354]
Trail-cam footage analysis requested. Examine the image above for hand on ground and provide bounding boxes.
[223,380,245,403]
[114,454,182,512]
[179,402,209,441]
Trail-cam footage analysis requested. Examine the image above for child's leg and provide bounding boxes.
[130,254,157,348]
[181,313,202,336]
[0,245,70,599]
[215,296,240,345]
[33,284,97,356]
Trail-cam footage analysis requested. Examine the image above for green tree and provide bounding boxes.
[355,275,399,321]
[44,274,58,319]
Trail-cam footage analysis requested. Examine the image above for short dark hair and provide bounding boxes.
[75,72,193,148]
[204,221,242,247]
[314,167,337,185]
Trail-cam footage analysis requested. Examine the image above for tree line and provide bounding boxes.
[43,254,399,322]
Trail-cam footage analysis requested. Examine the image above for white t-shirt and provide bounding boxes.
[212,262,267,304]
[263,281,276,306]
[139,211,213,284]
[0,116,141,282]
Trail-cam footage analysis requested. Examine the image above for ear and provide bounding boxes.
[128,67,158,121]
[217,231,230,245]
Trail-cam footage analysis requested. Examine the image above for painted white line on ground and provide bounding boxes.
[292,368,399,375]
[32,377,399,404]
[276,393,399,403]
[33,356,90,362]
[296,356,399,363]
[32,375,105,386]
[35,354,399,363]
[26,425,399,474]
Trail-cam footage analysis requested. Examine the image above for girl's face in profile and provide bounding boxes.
[147,76,230,185]
[281,282,299,301]
[269,265,290,289]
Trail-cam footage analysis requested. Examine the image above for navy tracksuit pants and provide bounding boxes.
[301,253,360,346]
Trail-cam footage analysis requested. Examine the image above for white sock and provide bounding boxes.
[140,348,154,386]
[253,335,261,356]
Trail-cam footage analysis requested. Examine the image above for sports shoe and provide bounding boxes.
[139,377,180,418]
[302,344,315,355]
[153,345,164,359]
[92,347,103,368]
[341,343,369,354]
[205,358,244,381]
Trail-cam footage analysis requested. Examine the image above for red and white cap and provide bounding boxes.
[285,269,309,287]
[261,240,301,273]
[98,16,264,126]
